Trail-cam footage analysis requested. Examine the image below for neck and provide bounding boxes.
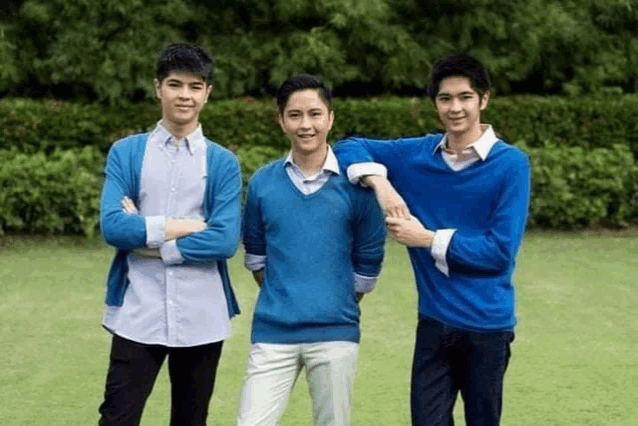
[446,123,485,153]
[162,119,198,141]
[292,145,328,176]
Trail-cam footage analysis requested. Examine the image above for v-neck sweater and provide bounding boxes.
[243,159,386,343]
[334,133,531,332]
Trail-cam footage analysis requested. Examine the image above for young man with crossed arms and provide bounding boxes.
[98,43,242,425]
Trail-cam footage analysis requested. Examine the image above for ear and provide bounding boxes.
[479,90,490,111]
[327,110,335,132]
[205,84,213,103]
[277,114,286,132]
[154,78,162,99]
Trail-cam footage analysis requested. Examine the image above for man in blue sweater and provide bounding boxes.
[238,75,386,426]
[98,43,242,425]
[333,54,531,426]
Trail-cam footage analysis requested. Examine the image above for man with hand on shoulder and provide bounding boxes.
[237,74,386,426]
[333,54,531,426]
[98,42,242,426]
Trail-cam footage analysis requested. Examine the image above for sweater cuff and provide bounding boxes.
[145,216,167,248]
[346,163,387,186]
[431,229,456,277]
[354,273,378,293]
[245,253,266,271]
[160,239,184,265]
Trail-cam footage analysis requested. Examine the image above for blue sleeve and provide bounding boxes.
[175,149,242,264]
[447,152,531,273]
[100,142,147,250]
[242,177,266,257]
[351,189,386,277]
[332,136,405,171]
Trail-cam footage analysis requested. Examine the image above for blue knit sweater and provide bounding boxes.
[333,134,531,332]
[99,133,241,318]
[243,159,386,343]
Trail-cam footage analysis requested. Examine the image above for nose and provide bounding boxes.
[178,86,190,99]
[300,113,311,129]
[449,97,462,112]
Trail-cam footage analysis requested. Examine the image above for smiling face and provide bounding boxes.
[154,71,212,133]
[278,89,334,156]
[434,76,489,138]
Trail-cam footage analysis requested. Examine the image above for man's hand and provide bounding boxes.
[165,218,207,241]
[363,175,410,219]
[122,196,138,214]
[386,214,434,248]
[121,196,206,240]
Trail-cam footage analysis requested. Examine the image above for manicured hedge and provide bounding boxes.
[2,95,638,157]
[1,96,637,235]
[1,144,636,236]
[0,147,103,236]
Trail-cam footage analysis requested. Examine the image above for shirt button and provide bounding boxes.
[168,271,174,276]
[171,188,176,192]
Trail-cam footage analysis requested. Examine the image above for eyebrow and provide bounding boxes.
[437,91,475,97]
[286,108,324,113]
[166,79,204,86]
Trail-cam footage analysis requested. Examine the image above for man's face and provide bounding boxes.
[278,89,334,156]
[154,71,212,129]
[434,76,489,136]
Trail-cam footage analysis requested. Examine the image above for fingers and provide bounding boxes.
[384,203,410,219]
[121,196,138,214]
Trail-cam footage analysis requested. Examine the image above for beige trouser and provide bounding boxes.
[237,341,359,426]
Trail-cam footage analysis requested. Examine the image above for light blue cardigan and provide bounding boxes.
[99,133,241,318]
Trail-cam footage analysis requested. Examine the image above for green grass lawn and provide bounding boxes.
[1,232,637,425]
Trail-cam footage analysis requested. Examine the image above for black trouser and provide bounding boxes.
[98,334,224,426]
[411,317,514,426]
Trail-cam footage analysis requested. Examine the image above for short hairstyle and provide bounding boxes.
[427,54,490,101]
[155,42,214,85]
[276,74,332,114]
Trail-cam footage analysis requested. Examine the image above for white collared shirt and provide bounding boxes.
[103,121,231,347]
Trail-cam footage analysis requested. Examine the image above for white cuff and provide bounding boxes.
[160,239,184,265]
[354,273,378,293]
[245,253,266,271]
[431,229,456,277]
[145,216,166,248]
[346,163,387,185]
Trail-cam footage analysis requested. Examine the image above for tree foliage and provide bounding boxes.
[1,0,637,103]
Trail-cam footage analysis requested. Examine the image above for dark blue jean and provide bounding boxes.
[411,317,514,426]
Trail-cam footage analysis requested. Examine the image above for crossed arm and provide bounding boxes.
[120,196,206,257]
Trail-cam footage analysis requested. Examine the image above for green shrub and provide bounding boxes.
[2,96,638,234]
[525,143,638,229]
[2,95,638,158]
[0,147,104,236]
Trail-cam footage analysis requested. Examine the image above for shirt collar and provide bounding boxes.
[150,120,206,155]
[433,124,498,160]
[284,146,341,175]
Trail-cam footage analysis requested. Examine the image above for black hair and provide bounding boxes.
[155,42,214,85]
[276,74,332,114]
[427,54,490,101]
